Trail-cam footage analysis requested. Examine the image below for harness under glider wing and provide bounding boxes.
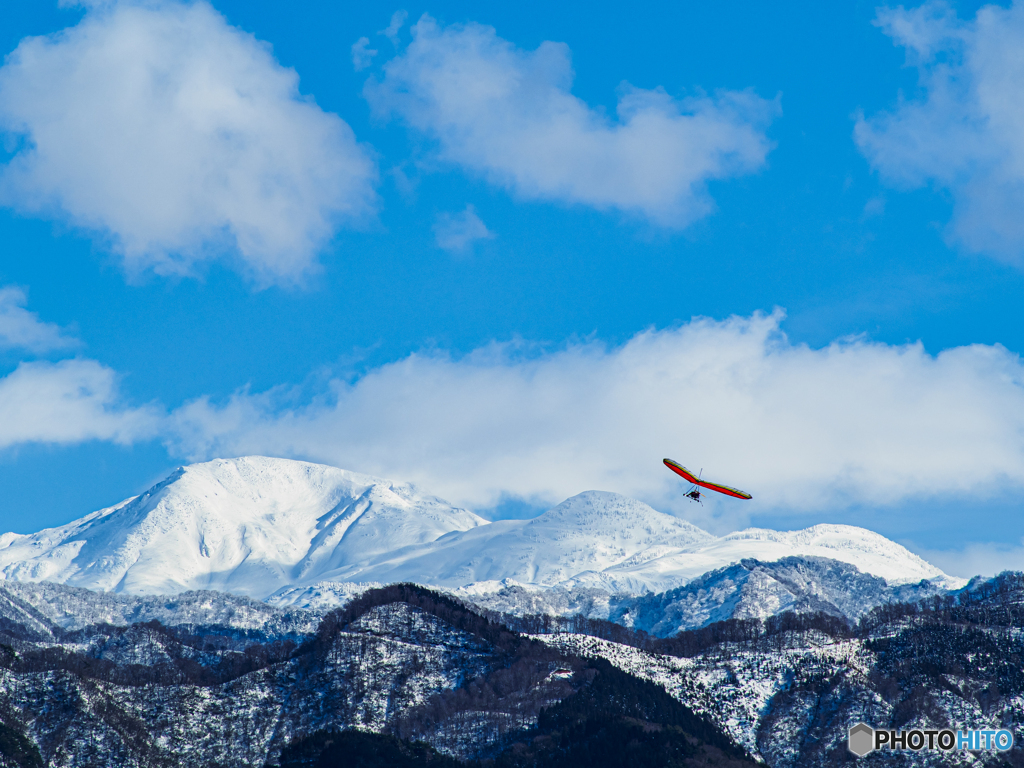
[663,458,752,500]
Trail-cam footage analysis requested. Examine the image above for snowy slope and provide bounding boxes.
[0,579,321,636]
[295,492,951,593]
[588,523,950,592]
[307,491,714,588]
[437,557,954,635]
[0,456,957,601]
[0,457,485,599]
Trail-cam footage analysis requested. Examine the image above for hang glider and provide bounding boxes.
[663,458,752,501]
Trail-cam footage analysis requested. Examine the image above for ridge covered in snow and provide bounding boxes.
[0,456,958,602]
[0,457,485,599]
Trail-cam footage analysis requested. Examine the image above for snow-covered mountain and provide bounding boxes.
[0,456,958,603]
[266,488,954,596]
[2,572,1021,768]
[0,579,321,637]
[299,490,715,590]
[0,457,484,598]
[428,556,953,636]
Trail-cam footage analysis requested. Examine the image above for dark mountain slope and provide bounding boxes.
[0,583,753,768]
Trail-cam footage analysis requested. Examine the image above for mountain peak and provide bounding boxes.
[0,456,485,598]
[0,456,956,599]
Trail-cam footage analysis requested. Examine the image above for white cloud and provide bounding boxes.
[380,11,408,45]
[0,359,160,449]
[364,16,778,227]
[0,0,377,285]
[351,37,378,71]
[856,1,1024,262]
[0,286,157,449]
[433,204,495,253]
[165,310,1024,524]
[0,286,77,353]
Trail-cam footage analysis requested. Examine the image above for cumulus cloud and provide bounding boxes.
[433,204,494,253]
[0,286,157,449]
[0,286,77,353]
[379,11,408,45]
[0,359,160,449]
[364,16,778,227]
[165,310,1024,522]
[856,1,1024,262]
[351,37,378,71]
[0,0,377,285]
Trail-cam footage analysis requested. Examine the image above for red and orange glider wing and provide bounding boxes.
[663,458,752,500]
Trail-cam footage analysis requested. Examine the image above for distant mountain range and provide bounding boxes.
[0,456,962,630]
[0,461,1016,767]
[1,575,1022,767]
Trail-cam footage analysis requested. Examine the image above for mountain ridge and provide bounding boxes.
[0,456,486,598]
[0,456,960,603]
[1,576,1022,767]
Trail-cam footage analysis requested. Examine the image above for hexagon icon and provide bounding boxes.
[848,722,875,757]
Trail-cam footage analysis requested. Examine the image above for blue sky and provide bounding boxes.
[1,0,1024,577]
